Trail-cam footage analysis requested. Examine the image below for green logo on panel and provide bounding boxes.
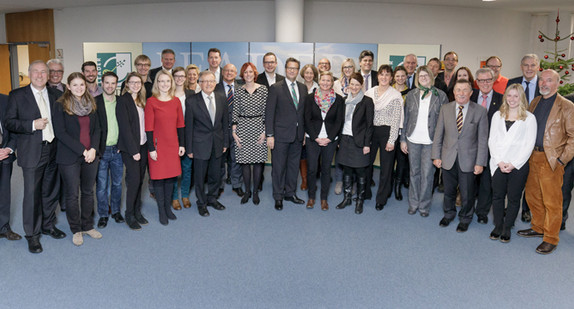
[97,53,132,85]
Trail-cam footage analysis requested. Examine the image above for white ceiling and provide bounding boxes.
[0,0,573,14]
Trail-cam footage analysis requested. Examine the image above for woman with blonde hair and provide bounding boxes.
[146,70,185,225]
[334,58,356,96]
[185,64,201,93]
[488,84,536,242]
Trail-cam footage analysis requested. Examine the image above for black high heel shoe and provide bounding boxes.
[241,191,252,204]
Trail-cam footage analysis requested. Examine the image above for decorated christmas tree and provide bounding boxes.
[537,10,574,95]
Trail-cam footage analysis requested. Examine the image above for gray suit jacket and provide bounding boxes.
[431,101,489,172]
[401,88,448,143]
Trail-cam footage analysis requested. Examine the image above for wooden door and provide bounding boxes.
[0,44,11,94]
[28,43,51,63]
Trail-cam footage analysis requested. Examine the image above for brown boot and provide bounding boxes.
[172,200,182,210]
[300,159,308,190]
[321,200,329,211]
[182,197,192,208]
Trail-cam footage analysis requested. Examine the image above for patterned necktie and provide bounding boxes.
[227,84,233,107]
[524,80,530,103]
[37,91,55,142]
[481,94,488,109]
[290,82,298,108]
[207,95,216,125]
[456,105,464,133]
[363,74,369,91]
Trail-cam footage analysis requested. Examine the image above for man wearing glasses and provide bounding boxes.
[46,59,65,93]
[256,52,284,88]
[481,56,508,94]
[265,57,307,210]
[471,67,503,225]
[185,71,228,217]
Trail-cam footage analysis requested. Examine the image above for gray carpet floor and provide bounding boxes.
[1,166,573,308]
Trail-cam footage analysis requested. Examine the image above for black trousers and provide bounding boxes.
[475,162,493,217]
[59,157,99,234]
[306,139,337,200]
[194,146,223,207]
[442,158,477,224]
[561,159,574,224]
[121,144,148,220]
[366,126,395,205]
[21,142,60,238]
[491,163,529,230]
[271,140,302,201]
[0,162,13,233]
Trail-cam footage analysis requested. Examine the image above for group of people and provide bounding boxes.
[1,48,573,256]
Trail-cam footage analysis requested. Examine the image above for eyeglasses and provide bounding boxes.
[418,74,429,79]
[174,75,186,78]
[286,67,299,71]
[343,66,354,70]
[200,80,216,84]
[486,65,501,69]
[49,70,63,74]
[263,61,276,65]
[136,63,151,67]
[476,79,493,83]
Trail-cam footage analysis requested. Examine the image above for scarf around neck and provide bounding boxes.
[315,88,336,113]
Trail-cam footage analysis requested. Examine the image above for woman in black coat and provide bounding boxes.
[304,71,344,211]
[117,72,149,230]
[335,72,374,214]
[53,72,101,246]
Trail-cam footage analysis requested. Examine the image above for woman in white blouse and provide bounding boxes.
[400,66,448,217]
[488,84,536,242]
[364,65,403,211]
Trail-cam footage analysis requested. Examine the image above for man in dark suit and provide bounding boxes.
[506,53,541,223]
[185,71,229,217]
[256,52,285,88]
[215,63,244,197]
[507,53,541,105]
[0,93,21,241]
[432,79,489,233]
[359,50,378,91]
[5,60,66,253]
[471,68,503,225]
[404,54,418,89]
[95,71,125,229]
[46,59,65,92]
[427,57,448,93]
[436,51,459,94]
[207,48,224,83]
[148,49,176,83]
[265,57,307,210]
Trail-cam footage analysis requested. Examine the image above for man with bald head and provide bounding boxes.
[403,54,418,89]
[216,63,244,196]
[518,69,574,254]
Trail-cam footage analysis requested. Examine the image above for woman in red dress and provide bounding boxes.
[145,70,185,225]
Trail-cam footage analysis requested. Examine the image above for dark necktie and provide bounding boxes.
[456,105,463,133]
[524,80,530,103]
[227,84,234,107]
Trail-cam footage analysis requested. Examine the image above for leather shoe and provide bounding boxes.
[407,208,416,215]
[375,203,385,211]
[172,199,182,210]
[456,222,469,233]
[135,214,148,225]
[233,188,245,197]
[241,192,251,204]
[182,197,192,208]
[536,241,557,255]
[500,231,511,243]
[420,212,429,217]
[489,228,501,240]
[517,228,543,238]
[285,195,305,204]
[275,200,283,211]
[477,215,488,224]
[321,200,329,211]
[561,221,566,231]
[521,210,531,223]
[198,205,210,217]
[126,217,142,230]
[253,192,260,205]
[112,213,125,223]
[27,237,42,253]
[0,230,22,241]
[208,201,226,210]
[306,199,315,209]
[439,217,452,227]
[41,227,66,239]
[97,217,109,228]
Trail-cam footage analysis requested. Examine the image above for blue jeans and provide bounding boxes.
[96,146,124,217]
[172,155,193,200]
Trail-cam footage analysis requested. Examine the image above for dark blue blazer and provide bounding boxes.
[0,94,16,164]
